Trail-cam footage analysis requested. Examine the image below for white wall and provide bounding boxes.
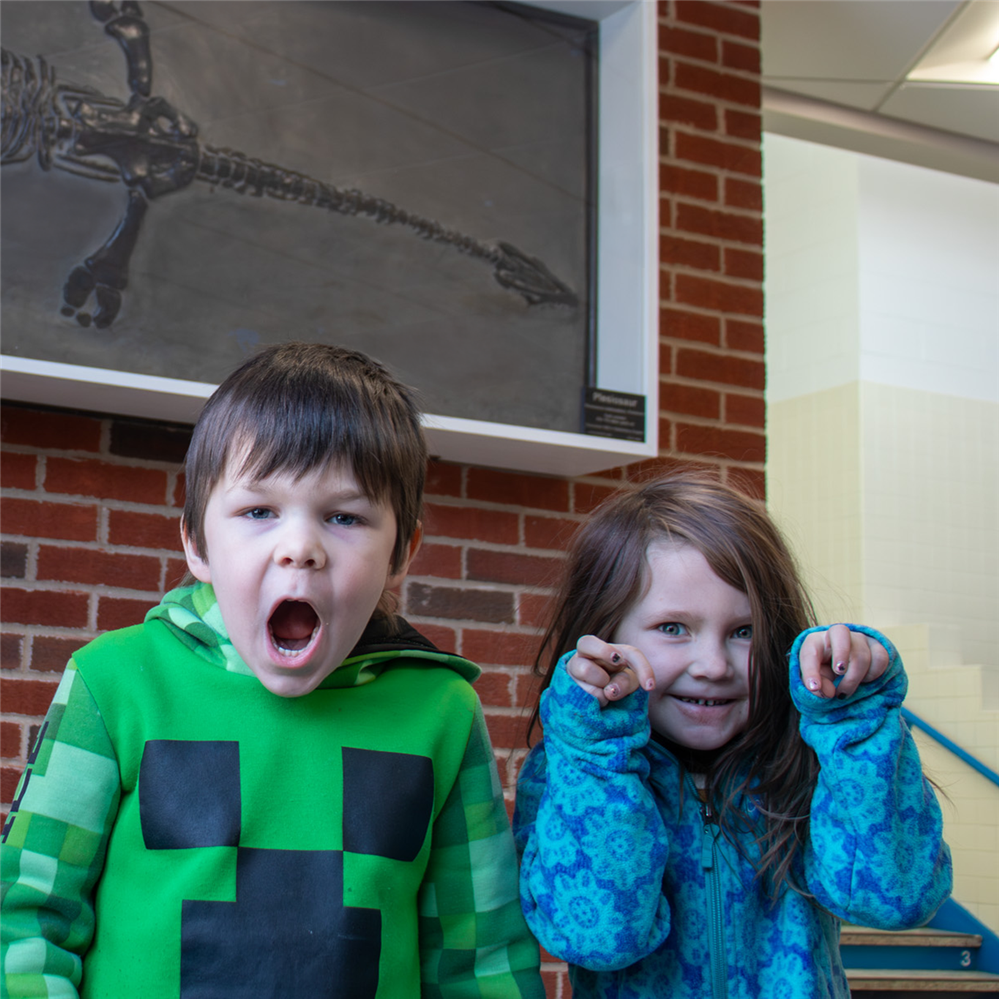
[765,133,999,671]
[857,157,998,402]
[765,137,862,401]
[764,133,999,927]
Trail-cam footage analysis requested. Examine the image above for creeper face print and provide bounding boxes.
[139,740,434,997]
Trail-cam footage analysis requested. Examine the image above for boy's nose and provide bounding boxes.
[275,526,326,569]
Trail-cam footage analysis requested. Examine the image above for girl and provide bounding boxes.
[513,474,951,999]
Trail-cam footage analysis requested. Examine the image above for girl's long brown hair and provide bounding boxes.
[530,472,819,898]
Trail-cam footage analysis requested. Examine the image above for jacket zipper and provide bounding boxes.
[700,795,728,999]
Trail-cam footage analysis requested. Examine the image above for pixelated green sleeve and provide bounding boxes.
[1,661,121,999]
[417,698,543,999]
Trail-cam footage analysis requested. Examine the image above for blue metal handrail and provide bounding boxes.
[902,707,999,788]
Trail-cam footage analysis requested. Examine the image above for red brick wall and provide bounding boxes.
[0,3,761,994]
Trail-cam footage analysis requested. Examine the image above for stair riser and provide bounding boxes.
[842,945,980,972]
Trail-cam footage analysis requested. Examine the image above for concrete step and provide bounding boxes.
[842,927,983,950]
[842,925,987,972]
[847,967,999,994]
[843,923,999,995]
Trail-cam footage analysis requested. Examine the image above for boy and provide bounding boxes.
[1,343,543,998]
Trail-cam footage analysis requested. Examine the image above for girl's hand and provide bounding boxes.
[565,635,656,707]
[798,624,890,700]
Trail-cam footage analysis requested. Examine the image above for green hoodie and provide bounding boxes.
[2,584,542,999]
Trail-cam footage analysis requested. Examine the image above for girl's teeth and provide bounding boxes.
[681,697,728,706]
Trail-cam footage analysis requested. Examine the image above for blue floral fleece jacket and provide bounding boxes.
[513,625,952,999]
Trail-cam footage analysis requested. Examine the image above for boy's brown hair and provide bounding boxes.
[182,342,426,574]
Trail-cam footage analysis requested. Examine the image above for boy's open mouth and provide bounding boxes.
[268,600,320,657]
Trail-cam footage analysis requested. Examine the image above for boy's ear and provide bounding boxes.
[181,523,213,585]
[388,523,423,588]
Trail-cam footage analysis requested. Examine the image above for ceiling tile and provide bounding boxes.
[761,0,962,81]
[881,83,999,144]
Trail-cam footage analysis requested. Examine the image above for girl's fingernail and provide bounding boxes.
[836,692,847,700]
[807,678,821,691]
[834,661,847,675]
[606,685,619,698]
[645,678,655,690]
[611,653,621,664]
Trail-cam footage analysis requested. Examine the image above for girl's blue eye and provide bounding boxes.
[659,623,686,637]
[329,513,359,527]
[246,508,271,520]
[733,625,753,640]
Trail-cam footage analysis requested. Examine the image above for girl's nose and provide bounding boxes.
[689,639,732,680]
[275,525,326,569]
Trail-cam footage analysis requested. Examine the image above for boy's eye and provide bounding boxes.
[329,513,359,527]
[733,625,753,640]
[659,623,687,637]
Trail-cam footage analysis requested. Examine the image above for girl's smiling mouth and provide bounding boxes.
[673,695,736,707]
[268,600,321,659]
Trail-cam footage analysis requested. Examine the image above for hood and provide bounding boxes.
[146,582,480,688]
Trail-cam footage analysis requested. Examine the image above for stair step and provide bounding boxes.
[841,925,985,971]
[842,927,983,950]
[846,968,999,993]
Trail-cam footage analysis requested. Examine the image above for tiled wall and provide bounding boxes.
[900,623,998,931]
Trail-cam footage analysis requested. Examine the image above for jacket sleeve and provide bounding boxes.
[512,655,671,971]
[417,696,543,999]
[1,661,121,999]
[790,624,952,929]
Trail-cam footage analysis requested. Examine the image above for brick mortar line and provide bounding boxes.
[666,419,765,438]
[661,200,763,216]
[658,37,759,53]
[416,540,572,559]
[0,625,99,639]
[659,261,764,281]
[659,5,761,25]
[659,162,761,183]
[661,192,762,210]
[659,419,766,438]
[426,493,578,510]
[659,337,764,357]
[659,201,763,221]
[657,102,763,128]
[660,250,763,270]
[424,497,582,518]
[658,376,765,395]
[1,580,166,600]
[659,101,761,123]
[659,360,765,379]
[0,540,183,563]
[405,614,545,636]
[0,444,186,473]
[661,391,766,407]
[414,541,565,568]
[657,40,760,63]
[1,534,182,550]
[481,704,535,717]
[659,305,764,323]
[477,663,537,672]
[0,490,184,515]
